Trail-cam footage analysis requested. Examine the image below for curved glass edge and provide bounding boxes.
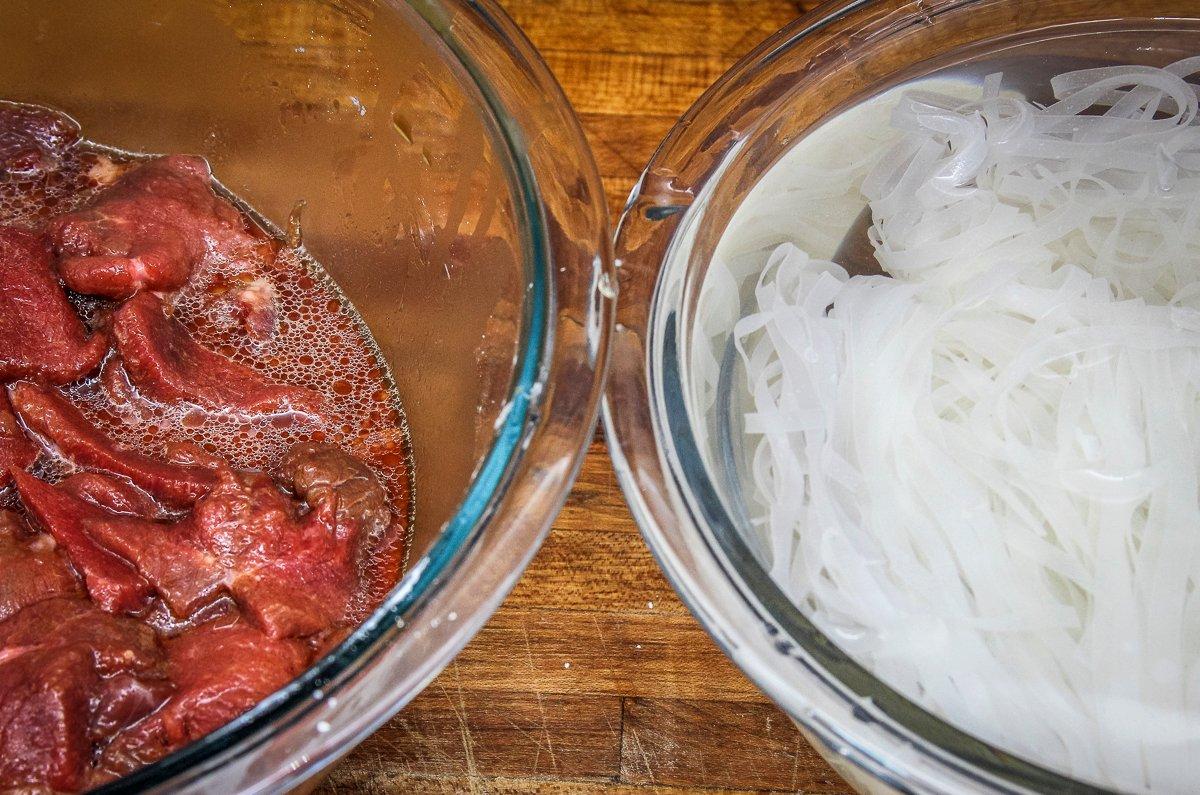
[604,2,1129,793]
[99,0,615,791]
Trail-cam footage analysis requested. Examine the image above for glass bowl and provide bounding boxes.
[605,1,1199,792]
[0,0,613,791]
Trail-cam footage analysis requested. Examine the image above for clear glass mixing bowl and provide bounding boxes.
[606,1,1199,792]
[0,0,614,791]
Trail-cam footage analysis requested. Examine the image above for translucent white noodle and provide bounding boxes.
[735,59,1200,792]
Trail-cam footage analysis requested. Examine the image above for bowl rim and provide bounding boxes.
[603,1,1155,792]
[95,0,615,790]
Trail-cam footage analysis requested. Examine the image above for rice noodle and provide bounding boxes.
[738,60,1200,792]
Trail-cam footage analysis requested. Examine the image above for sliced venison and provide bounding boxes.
[0,393,36,490]
[18,464,364,636]
[0,228,107,384]
[0,101,80,178]
[0,597,169,791]
[94,618,305,783]
[282,442,392,541]
[192,469,365,638]
[0,646,96,792]
[48,155,264,299]
[83,514,226,619]
[11,472,152,615]
[112,292,326,418]
[0,598,163,678]
[0,511,80,623]
[59,472,161,518]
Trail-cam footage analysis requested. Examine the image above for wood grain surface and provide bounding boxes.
[320,2,852,792]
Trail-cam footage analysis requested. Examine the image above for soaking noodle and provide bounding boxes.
[729,60,1200,791]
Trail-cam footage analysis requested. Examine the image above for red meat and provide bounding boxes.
[282,443,392,541]
[83,513,226,619]
[59,472,161,518]
[13,463,365,635]
[8,381,217,508]
[192,469,364,638]
[49,465,356,637]
[0,228,108,384]
[89,674,174,744]
[77,465,365,637]
[11,472,152,615]
[282,442,399,619]
[0,598,170,790]
[11,468,222,620]
[48,155,262,299]
[0,392,36,490]
[0,511,80,623]
[95,618,306,782]
[0,101,80,178]
[112,293,326,418]
[0,646,96,791]
[0,598,163,678]
[163,618,307,734]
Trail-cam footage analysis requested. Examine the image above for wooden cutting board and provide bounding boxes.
[320,1,854,792]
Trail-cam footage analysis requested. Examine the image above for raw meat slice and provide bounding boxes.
[10,468,221,619]
[88,674,173,743]
[112,292,326,418]
[8,381,217,508]
[229,568,337,640]
[94,618,306,782]
[11,472,152,615]
[282,443,392,541]
[0,227,108,384]
[48,155,263,298]
[0,598,163,678]
[164,618,307,733]
[0,511,80,622]
[0,393,36,490]
[0,598,170,789]
[91,715,164,786]
[281,442,398,620]
[0,646,96,791]
[83,514,226,619]
[0,101,80,178]
[59,472,160,518]
[180,469,300,559]
[192,470,363,638]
